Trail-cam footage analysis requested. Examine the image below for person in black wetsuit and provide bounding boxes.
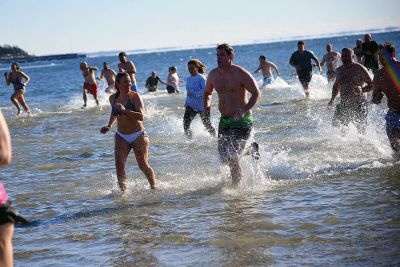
[361,33,379,73]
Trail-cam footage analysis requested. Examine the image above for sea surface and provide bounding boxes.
[0,31,399,266]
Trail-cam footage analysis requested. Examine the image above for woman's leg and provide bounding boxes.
[0,223,14,267]
[16,94,30,113]
[10,92,21,115]
[131,135,156,189]
[114,134,131,191]
[183,107,196,139]
[200,108,216,136]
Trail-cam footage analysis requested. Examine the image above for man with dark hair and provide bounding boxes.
[254,55,280,85]
[361,33,379,73]
[371,43,400,156]
[204,43,260,185]
[118,52,138,92]
[328,48,372,132]
[145,71,166,92]
[289,41,321,97]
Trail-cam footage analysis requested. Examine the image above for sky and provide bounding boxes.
[1,0,399,56]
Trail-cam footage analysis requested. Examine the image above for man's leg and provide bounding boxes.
[82,89,87,108]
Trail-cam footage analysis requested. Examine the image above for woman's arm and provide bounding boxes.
[20,71,30,86]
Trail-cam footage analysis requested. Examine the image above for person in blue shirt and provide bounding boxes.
[183,59,216,139]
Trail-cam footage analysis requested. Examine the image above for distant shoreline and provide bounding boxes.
[0,53,86,64]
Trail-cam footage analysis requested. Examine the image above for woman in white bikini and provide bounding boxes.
[100,72,156,191]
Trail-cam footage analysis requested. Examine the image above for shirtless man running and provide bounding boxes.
[320,44,341,82]
[97,62,117,94]
[80,62,99,108]
[204,43,260,185]
[254,55,280,85]
[371,43,400,157]
[118,52,138,92]
[328,48,372,132]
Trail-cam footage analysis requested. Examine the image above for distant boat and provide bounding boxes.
[0,53,86,64]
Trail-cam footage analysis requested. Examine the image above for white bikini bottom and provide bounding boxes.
[116,130,146,144]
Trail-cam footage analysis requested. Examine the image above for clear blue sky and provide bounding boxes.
[1,0,398,55]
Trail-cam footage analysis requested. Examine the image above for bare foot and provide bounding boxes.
[16,109,22,115]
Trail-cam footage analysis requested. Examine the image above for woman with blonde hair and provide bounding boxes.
[100,72,156,191]
[183,59,216,138]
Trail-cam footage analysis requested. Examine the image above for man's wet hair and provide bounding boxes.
[379,42,396,55]
[119,52,127,57]
[259,55,266,60]
[217,43,234,56]
[297,41,305,46]
[341,48,354,55]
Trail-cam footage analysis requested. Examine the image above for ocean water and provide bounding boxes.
[0,31,399,266]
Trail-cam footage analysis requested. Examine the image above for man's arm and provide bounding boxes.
[270,62,280,76]
[320,55,326,67]
[158,77,167,85]
[0,110,11,166]
[311,53,322,72]
[233,69,260,120]
[360,65,373,92]
[371,74,384,104]
[89,66,98,71]
[254,64,261,73]
[204,74,214,110]
[328,79,340,106]
[289,54,296,68]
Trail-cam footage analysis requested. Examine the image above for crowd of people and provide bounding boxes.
[1,34,399,264]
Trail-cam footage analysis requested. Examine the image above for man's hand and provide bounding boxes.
[233,108,245,121]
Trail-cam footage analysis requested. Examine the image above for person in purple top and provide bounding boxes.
[183,59,216,139]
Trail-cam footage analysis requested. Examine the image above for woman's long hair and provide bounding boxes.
[188,59,206,74]
[114,71,129,99]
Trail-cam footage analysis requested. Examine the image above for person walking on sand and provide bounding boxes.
[100,72,156,191]
[254,55,280,85]
[204,43,261,185]
[289,41,322,97]
[80,62,99,108]
[3,63,31,115]
[183,59,216,138]
[97,62,117,94]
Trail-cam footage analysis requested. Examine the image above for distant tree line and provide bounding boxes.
[0,45,30,58]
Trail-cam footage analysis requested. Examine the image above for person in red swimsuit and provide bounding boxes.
[80,62,99,108]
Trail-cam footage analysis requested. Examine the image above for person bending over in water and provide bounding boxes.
[204,43,261,185]
[183,59,216,138]
[3,62,31,115]
[97,62,117,94]
[100,72,156,191]
[254,55,280,85]
[80,62,100,108]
